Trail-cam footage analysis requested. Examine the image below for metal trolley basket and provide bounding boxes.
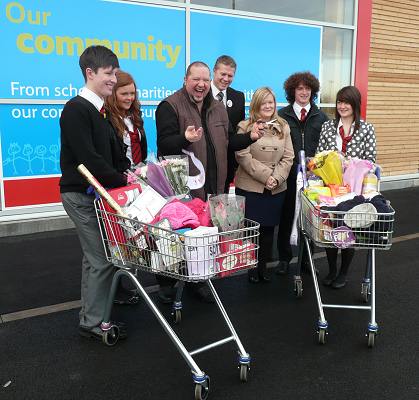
[95,197,259,399]
[296,191,395,347]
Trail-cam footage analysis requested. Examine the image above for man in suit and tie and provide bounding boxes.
[211,55,246,192]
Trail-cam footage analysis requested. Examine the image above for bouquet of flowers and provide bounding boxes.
[125,162,174,197]
[146,162,175,197]
[159,155,189,196]
[209,194,245,233]
[125,163,149,189]
[308,151,344,185]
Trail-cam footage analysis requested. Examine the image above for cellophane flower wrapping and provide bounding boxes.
[125,163,149,189]
[145,162,175,197]
[308,151,343,185]
[209,194,245,233]
[159,155,189,195]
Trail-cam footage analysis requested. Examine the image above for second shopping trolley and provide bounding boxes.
[297,190,395,347]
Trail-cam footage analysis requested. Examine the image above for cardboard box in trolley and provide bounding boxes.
[217,239,257,278]
[100,184,142,246]
[184,226,219,280]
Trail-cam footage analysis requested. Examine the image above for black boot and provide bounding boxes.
[324,248,338,287]
[332,248,355,289]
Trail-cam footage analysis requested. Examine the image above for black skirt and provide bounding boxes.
[235,188,285,227]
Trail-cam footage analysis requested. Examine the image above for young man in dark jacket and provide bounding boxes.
[277,71,329,274]
[60,46,130,340]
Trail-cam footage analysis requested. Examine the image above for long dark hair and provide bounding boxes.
[334,86,361,132]
[105,70,144,139]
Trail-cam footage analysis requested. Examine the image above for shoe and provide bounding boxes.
[322,273,337,287]
[332,274,347,289]
[79,324,127,341]
[157,288,174,304]
[276,261,289,275]
[259,275,271,283]
[114,290,140,305]
[195,286,215,303]
[248,275,260,284]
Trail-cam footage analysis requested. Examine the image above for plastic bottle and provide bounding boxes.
[299,150,308,189]
[362,169,378,196]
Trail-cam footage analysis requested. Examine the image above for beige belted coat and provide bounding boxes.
[234,118,294,194]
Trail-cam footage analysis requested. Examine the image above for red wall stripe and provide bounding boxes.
[4,177,61,207]
[354,0,373,119]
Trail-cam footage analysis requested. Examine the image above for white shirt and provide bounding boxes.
[79,87,104,112]
[336,119,355,152]
[211,81,226,107]
[293,102,311,121]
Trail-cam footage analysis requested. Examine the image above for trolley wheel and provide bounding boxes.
[239,364,250,382]
[102,325,120,346]
[194,377,210,400]
[173,309,182,324]
[294,279,303,298]
[318,328,327,345]
[367,331,376,348]
[361,282,370,303]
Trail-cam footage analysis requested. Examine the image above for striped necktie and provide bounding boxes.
[128,129,142,165]
[339,125,352,154]
[300,107,307,122]
[99,106,106,118]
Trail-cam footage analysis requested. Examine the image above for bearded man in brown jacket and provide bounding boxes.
[155,61,260,302]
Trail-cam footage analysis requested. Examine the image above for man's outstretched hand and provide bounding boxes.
[185,126,203,142]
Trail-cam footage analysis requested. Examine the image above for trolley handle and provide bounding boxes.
[77,164,127,217]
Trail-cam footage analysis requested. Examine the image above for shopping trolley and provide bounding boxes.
[297,191,395,347]
[94,196,259,399]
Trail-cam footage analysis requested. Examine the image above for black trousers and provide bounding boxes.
[249,226,275,278]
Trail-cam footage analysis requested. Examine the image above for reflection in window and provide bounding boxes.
[192,0,231,7]
[191,0,355,25]
[320,107,336,120]
[320,27,353,103]
[190,1,355,105]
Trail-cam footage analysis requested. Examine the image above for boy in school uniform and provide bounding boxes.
[60,45,130,340]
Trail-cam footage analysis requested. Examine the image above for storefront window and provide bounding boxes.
[320,27,353,103]
[191,0,230,7]
[191,0,355,25]
[319,107,336,120]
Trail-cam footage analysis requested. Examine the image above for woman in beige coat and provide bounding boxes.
[235,87,294,283]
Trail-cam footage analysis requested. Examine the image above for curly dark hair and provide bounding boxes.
[283,71,320,104]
